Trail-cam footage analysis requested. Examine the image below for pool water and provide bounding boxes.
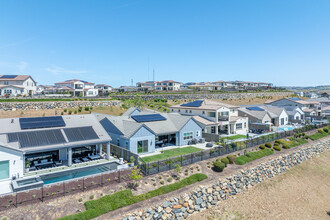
[41,162,118,185]
[278,127,294,131]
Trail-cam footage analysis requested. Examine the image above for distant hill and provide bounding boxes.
[283,85,330,92]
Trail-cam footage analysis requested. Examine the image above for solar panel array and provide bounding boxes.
[181,100,203,107]
[246,106,265,111]
[0,75,18,79]
[131,114,167,123]
[64,126,99,142]
[19,116,66,130]
[7,129,66,148]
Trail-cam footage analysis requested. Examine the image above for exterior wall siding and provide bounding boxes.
[178,119,202,146]
[129,126,155,154]
[0,147,24,179]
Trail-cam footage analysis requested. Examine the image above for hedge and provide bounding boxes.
[227,155,236,164]
[235,148,274,165]
[59,173,208,220]
[265,143,272,148]
[273,146,281,151]
[220,158,229,166]
[259,145,265,149]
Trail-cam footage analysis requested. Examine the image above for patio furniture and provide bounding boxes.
[55,160,62,166]
[88,154,101,160]
[73,159,81,164]
[81,157,89,162]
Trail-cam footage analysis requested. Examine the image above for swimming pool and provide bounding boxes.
[278,126,294,131]
[40,162,118,185]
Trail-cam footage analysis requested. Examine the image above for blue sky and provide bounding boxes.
[0,0,329,87]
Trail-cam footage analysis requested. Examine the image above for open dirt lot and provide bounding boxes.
[189,150,330,220]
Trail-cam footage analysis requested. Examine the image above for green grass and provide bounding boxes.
[141,146,202,163]
[220,134,246,141]
[235,148,274,165]
[308,132,329,141]
[58,173,208,220]
[0,98,115,102]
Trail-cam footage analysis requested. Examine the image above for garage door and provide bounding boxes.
[0,161,9,180]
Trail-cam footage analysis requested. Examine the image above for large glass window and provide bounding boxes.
[137,140,148,153]
[209,112,216,117]
[0,161,9,180]
[183,132,193,140]
[236,123,242,130]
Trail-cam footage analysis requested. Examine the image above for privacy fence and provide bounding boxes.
[139,123,330,176]
[0,168,132,211]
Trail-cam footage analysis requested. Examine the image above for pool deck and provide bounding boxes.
[24,158,118,177]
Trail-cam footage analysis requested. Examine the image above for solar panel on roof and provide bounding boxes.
[7,129,66,148]
[246,106,264,111]
[0,75,18,79]
[63,126,99,142]
[19,116,66,130]
[131,114,166,123]
[180,100,203,107]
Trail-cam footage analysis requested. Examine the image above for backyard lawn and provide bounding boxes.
[141,146,203,163]
[220,134,246,141]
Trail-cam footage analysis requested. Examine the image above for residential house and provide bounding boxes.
[170,100,249,135]
[238,107,273,132]
[55,79,98,97]
[155,80,181,91]
[281,106,305,122]
[136,81,157,91]
[0,114,112,181]
[259,106,289,126]
[0,75,37,97]
[116,86,138,92]
[94,109,202,154]
[95,84,113,96]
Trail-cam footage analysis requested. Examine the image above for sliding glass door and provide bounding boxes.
[137,140,148,153]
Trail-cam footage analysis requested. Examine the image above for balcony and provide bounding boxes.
[218,116,229,121]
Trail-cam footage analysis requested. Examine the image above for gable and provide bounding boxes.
[100,118,123,135]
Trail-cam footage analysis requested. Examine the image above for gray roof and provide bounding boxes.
[0,114,111,152]
[238,107,270,120]
[259,106,285,118]
[95,110,200,138]
[121,107,140,117]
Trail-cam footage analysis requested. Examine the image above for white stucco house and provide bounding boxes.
[55,79,98,97]
[170,100,249,135]
[0,75,37,97]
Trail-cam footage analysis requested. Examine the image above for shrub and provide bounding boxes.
[220,158,229,166]
[159,180,165,185]
[89,195,94,200]
[78,198,83,202]
[213,161,225,172]
[318,128,324,133]
[235,149,274,165]
[323,128,329,133]
[63,108,67,112]
[273,146,281,151]
[282,144,289,149]
[273,143,279,147]
[274,140,281,145]
[167,177,173,183]
[227,155,236,164]
[259,145,265,149]
[85,106,90,111]
[265,143,272,148]
[68,110,72,115]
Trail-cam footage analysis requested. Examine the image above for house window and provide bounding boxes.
[196,130,200,137]
[178,110,180,113]
[117,138,120,147]
[244,122,246,128]
[183,132,193,140]
[137,140,148,153]
[189,110,192,113]
[209,112,216,117]
[185,110,188,113]
[171,109,174,112]
[126,141,129,149]
[202,111,205,114]
[236,123,242,130]
[4,81,8,85]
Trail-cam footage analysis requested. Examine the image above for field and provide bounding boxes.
[0,106,126,119]
[140,146,202,163]
[190,150,330,220]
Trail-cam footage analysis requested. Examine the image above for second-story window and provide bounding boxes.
[4,81,8,85]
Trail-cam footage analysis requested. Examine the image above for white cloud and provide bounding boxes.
[45,65,89,76]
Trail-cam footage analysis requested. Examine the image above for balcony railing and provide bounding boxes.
[218,116,229,121]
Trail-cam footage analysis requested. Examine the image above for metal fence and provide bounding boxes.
[0,168,132,211]
[110,144,139,164]
[139,123,330,175]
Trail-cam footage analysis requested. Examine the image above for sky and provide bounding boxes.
[0,0,329,87]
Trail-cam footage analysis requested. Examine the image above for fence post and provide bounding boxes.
[63,182,65,196]
[181,155,183,166]
[83,177,85,191]
[42,186,44,202]
[15,192,17,208]
[101,173,103,186]
[201,151,203,161]
[191,153,193,164]
[119,169,121,183]
[157,161,159,174]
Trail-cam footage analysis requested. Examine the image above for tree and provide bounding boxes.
[132,97,145,110]
[128,167,143,190]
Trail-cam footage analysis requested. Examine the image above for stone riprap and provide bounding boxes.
[122,139,330,220]
[0,100,122,111]
[112,92,292,101]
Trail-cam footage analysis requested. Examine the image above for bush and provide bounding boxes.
[282,144,289,149]
[323,128,329,133]
[259,145,265,149]
[273,143,279,146]
[167,177,173,183]
[318,128,324,133]
[227,155,236,164]
[274,140,281,145]
[265,143,272,148]
[213,161,225,172]
[85,106,90,111]
[63,108,67,112]
[273,146,281,151]
[220,158,229,166]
